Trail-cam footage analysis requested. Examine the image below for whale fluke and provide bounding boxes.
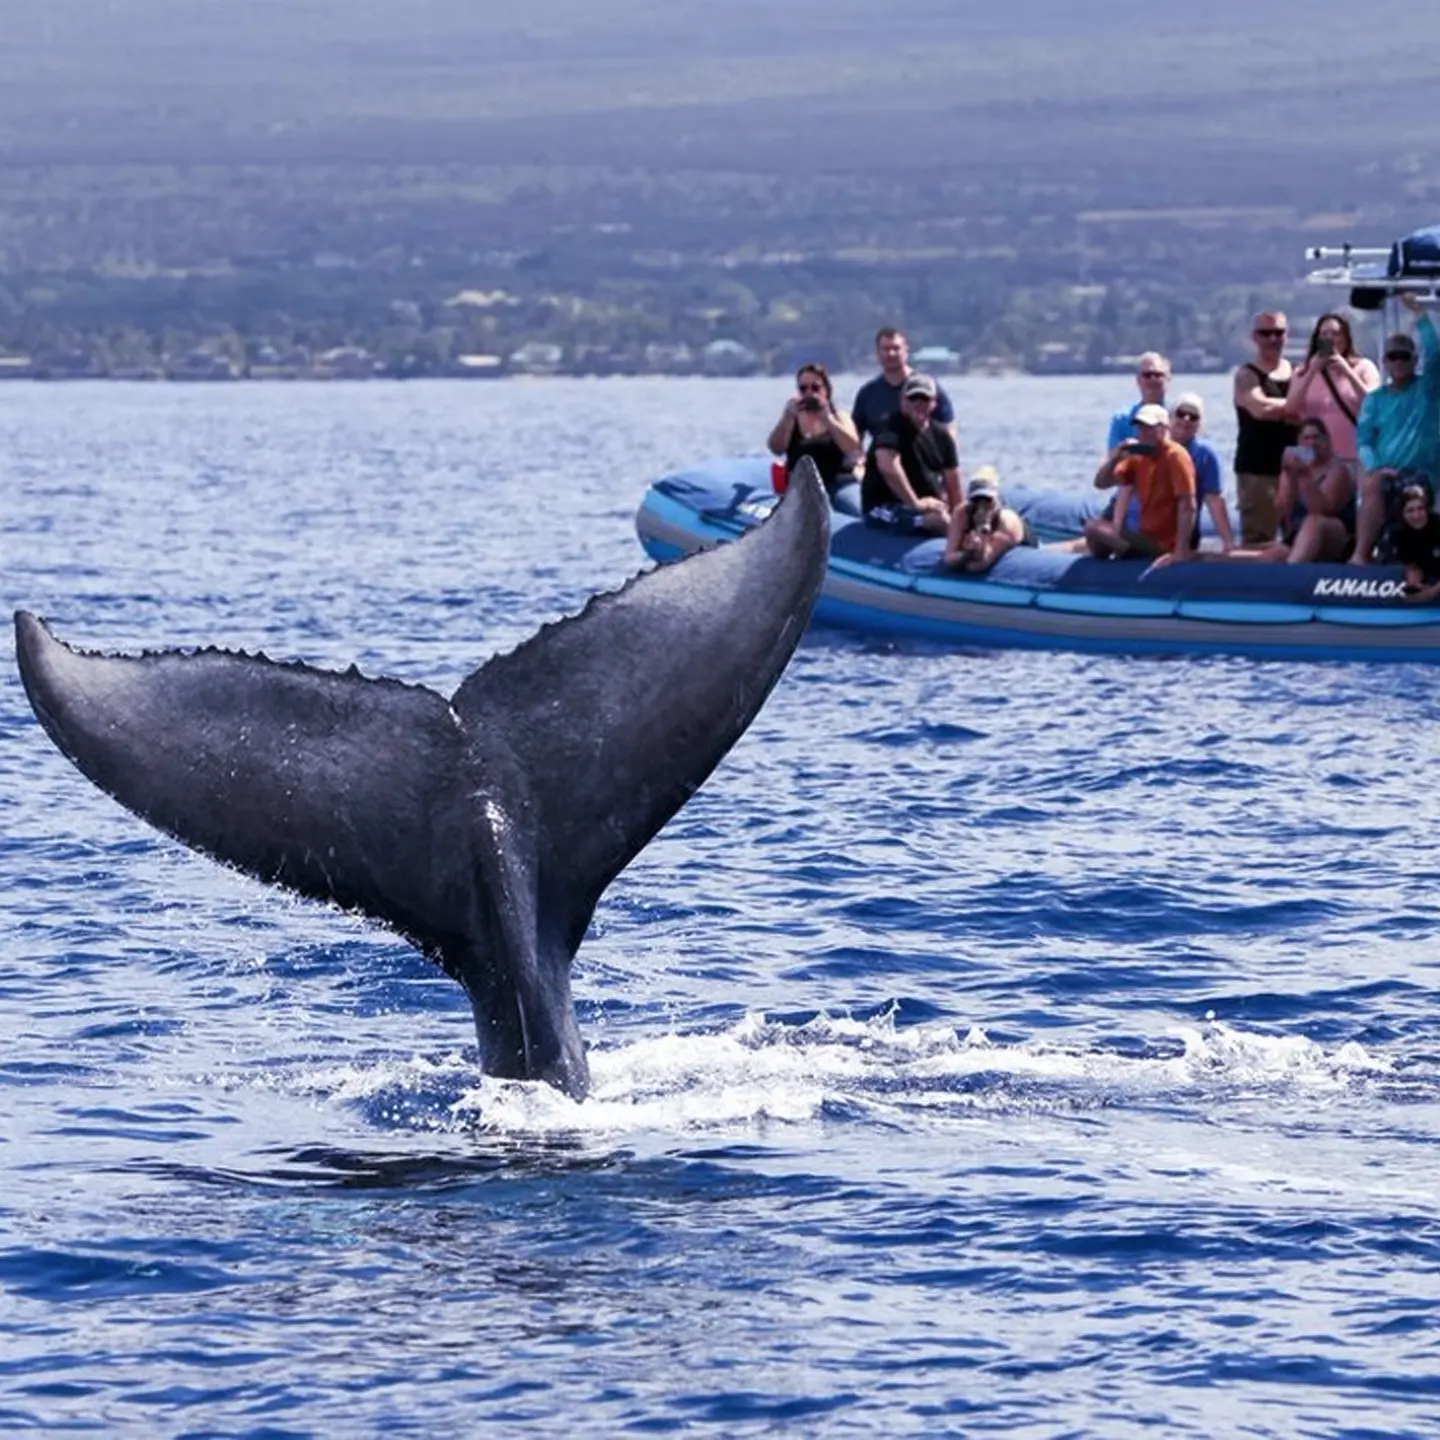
[14,460,830,1099]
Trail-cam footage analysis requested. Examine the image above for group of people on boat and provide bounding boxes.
[766,309,1440,595]
[765,329,1032,574]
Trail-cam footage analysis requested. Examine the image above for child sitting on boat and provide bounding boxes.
[1395,480,1440,601]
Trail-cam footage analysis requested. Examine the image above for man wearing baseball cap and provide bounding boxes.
[861,371,961,535]
[1082,403,1198,565]
[1350,291,1440,564]
[851,327,957,456]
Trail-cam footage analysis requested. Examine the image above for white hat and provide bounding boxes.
[1132,403,1169,427]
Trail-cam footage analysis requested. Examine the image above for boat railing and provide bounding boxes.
[1301,240,1440,357]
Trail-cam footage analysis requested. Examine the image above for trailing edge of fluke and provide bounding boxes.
[12,458,829,1100]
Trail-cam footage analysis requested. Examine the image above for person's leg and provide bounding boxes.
[1118,529,1161,559]
[1286,514,1321,564]
[1287,515,1345,564]
[1223,544,1289,561]
[1236,472,1280,547]
[1348,470,1386,564]
[1084,518,1125,557]
[1313,517,1351,563]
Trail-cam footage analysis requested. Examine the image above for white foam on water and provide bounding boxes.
[444,1011,1401,1138]
[174,1009,1409,1145]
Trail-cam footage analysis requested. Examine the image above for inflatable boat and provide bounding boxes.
[635,456,1440,662]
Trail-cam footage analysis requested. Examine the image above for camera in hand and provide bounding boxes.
[802,396,824,413]
[1317,336,1336,357]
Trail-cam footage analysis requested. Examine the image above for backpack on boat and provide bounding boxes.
[1388,225,1440,278]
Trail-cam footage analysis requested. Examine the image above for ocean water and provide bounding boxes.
[2,376,1439,1439]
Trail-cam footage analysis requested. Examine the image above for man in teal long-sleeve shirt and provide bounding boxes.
[1351,292,1440,564]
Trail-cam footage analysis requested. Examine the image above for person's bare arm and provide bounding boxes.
[823,406,860,454]
[875,448,921,507]
[942,500,969,563]
[1327,352,1379,404]
[941,465,962,511]
[767,398,800,456]
[1108,483,1135,533]
[1234,364,1289,421]
[1403,560,1440,603]
[1312,462,1357,518]
[1094,449,1132,489]
[1171,495,1197,560]
[1205,493,1235,551]
[1284,360,1317,420]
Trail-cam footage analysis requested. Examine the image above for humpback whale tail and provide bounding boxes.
[13,459,830,1100]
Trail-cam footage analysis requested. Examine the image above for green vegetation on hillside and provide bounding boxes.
[1,2,1437,376]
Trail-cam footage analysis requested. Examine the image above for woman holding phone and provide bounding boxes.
[1285,312,1379,462]
[767,362,861,498]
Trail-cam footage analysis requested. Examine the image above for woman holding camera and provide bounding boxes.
[1285,313,1379,462]
[767,363,861,498]
[943,466,1031,573]
[1271,416,1357,564]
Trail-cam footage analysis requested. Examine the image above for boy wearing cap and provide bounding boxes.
[1349,292,1440,565]
[943,466,1030,573]
[861,372,961,534]
[1083,404,1197,564]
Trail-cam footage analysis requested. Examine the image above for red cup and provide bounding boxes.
[771,460,789,494]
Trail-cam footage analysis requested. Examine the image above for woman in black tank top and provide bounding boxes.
[766,363,861,497]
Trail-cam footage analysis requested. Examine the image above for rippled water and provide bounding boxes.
[3,377,1440,1438]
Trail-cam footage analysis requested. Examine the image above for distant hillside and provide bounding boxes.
[1,2,1438,373]
[4,0,1438,198]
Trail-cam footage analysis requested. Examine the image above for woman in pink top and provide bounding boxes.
[1285,312,1380,462]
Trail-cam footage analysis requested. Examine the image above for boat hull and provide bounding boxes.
[636,458,1440,663]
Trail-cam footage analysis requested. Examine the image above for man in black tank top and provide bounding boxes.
[1232,309,1299,546]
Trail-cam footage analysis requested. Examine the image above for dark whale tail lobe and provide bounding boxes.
[12,461,830,1099]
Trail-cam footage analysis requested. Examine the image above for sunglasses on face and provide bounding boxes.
[1387,350,1416,362]
[1172,409,1201,422]
[905,394,934,406]
[1254,327,1287,339]
[798,383,824,394]
[1139,370,1167,380]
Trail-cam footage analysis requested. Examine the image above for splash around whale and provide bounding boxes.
[13,461,830,1100]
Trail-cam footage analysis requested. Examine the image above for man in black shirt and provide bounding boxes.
[861,372,962,534]
[851,328,957,454]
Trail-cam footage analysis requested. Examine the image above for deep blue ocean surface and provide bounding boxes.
[3,377,1440,1438]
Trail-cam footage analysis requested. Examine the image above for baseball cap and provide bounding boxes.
[1132,403,1169,427]
[902,372,938,399]
[968,465,1000,501]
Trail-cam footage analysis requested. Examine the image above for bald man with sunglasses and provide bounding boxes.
[1233,311,1298,546]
